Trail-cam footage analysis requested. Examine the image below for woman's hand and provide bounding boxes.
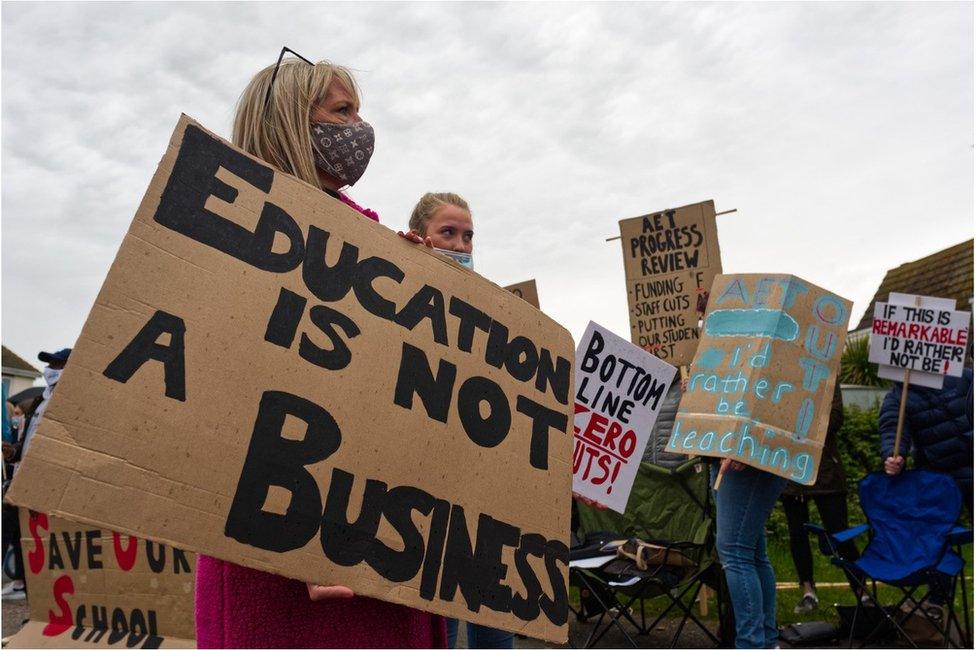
[719,457,746,473]
[397,230,434,248]
[884,455,905,476]
[573,492,608,510]
[307,582,355,601]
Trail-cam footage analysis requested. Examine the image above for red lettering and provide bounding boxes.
[113,533,138,571]
[603,421,623,451]
[619,430,638,458]
[580,446,600,480]
[27,511,49,575]
[581,412,608,445]
[591,454,613,485]
[43,575,74,636]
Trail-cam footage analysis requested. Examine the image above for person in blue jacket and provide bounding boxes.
[880,367,973,515]
[880,366,972,620]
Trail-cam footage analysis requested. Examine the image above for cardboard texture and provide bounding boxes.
[6,115,575,642]
[572,322,677,513]
[6,509,195,649]
[871,293,970,389]
[504,280,540,309]
[670,274,851,485]
[619,200,722,366]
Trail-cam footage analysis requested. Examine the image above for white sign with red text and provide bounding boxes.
[573,321,676,513]
[870,293,970,389]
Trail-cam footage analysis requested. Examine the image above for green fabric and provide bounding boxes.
[577,458,712,547]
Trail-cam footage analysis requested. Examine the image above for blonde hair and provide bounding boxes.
[409,192,471,235]
[233,58,360,188]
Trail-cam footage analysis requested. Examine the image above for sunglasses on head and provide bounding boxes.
[263,46,315,114]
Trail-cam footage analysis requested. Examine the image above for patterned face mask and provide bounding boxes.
[310,120,375,187]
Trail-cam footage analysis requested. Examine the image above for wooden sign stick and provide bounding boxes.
[892,295,922,463]
[605,208,738,241]
[713,463,727,491]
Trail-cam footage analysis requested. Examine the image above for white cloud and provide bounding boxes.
[2,1,972,365]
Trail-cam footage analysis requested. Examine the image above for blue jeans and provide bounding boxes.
[445,619,514,649]
[712,462,786,648]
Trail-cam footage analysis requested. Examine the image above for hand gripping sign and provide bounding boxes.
[572,322,677,512]
[671,274,851,484]
[6,116,576,643]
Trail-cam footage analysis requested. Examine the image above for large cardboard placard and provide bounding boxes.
[6,509,195,649]
[505,279,540,309]
[669,274,851,484]
[870,293,970,389]
[572,322,677,512]
[619,200,722,366]
[6,116,575,642]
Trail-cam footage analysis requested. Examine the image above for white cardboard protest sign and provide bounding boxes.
[573,321,677,513]
[871,292,970,389]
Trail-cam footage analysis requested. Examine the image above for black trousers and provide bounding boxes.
[1,502,24,581]
[781,492,859,587]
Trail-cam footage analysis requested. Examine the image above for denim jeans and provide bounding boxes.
[445,619,514,649]
[712,462,787,648]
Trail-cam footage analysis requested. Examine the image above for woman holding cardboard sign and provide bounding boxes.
[194,50,447,649]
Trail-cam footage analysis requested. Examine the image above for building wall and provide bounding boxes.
[2,374,38,398]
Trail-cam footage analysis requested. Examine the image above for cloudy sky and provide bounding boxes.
[2,1,972,373]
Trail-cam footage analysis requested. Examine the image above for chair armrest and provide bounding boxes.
[948,526,973,546]
[832,523,870,543]
[804,522,868,557]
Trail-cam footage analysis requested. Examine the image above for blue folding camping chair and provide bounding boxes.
[806,470,972,649]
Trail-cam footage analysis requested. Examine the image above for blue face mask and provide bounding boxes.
[435,248,474,270]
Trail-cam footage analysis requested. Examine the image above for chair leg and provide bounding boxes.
[666,580,720,647]
[957,552,972,648]
[571,571,636,649]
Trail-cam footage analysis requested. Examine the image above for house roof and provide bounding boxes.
[854,239,974,331]
[1,346,40,376]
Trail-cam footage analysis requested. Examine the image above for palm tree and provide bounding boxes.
[839,336,889,387]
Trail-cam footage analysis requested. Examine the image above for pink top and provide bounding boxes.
[195,194,447,649]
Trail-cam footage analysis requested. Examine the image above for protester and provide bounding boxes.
[880,366,973,620]
[21,348,71,456]
[780,385,860,614]
[880,367,973,513]
[194,54,447,649]
[0,387,25,601]
[401,192,512,650]
[713,459,786,648]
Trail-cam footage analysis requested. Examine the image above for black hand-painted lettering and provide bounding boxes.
[419,499,451,601]
[393,343,457,423]
[299,305,361,370]
[154,125,305,272]
[353,257,405,321]
[516,396,568,470]
[540,540,570,625]
[103,310,187,402]
[536,348,571,405]
[319,468,385,566]
[85,530,102,570]
[448,297,491,352]
[511,533,545,621]
[302,226,359,301]
[225,391,342,552]
[458,376,511,448]
[395,285,448,345]
[265,288,308,348]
